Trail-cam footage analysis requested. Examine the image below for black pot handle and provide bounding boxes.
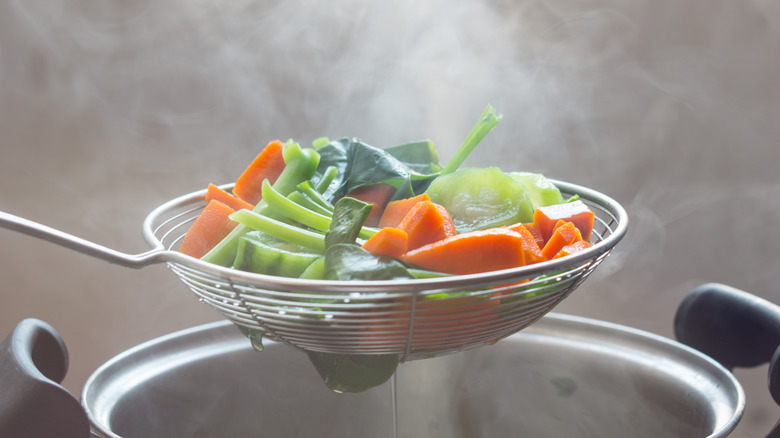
[0,318,90,438]
[674,282,780,438]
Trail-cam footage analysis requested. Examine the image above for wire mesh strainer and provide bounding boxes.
[0,179,627,361]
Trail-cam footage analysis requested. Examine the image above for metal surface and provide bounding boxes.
[81,313,743,438]
[0,180,627,360]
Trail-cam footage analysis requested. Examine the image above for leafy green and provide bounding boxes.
[425,167,535,233]
[507,171,564,209]
[324,198,373,249]
[324,244,416,281]
[313,137,441,201]
[314,104,503,203]
[306,351,399,393]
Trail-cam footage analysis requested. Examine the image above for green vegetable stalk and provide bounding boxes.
[230,209,326,253]
[201,141,320,266]
[233,231,321,278]
[440,104,503,176]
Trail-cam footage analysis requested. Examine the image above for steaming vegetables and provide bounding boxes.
[178,104,597,392]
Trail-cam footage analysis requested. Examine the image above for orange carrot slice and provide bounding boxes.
[232,140,286,205]
[179,200,239,258]
[397,200,452,251]
[401,228,527,275]
[361,227,409,258]
[434,204,457,239]
[346,183,396,227]
[378,193,431,229]
[522,222,545,248]
[553,240,593,259]
[505,223,546,265]
[205,183,254,212]
[541,221,582,260]
[533,200,595,242]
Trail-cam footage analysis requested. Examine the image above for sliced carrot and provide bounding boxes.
[361,227,409,258]
[522,222,545,248]
[378,193,431,229]
[232,140,286,206]
[541,221,582,260]
[434,204,457,239]
[179,200,239,258]
[533,200,595,242]
[346,183,396,227]
[401,228,527,275]
[205,183,254,211]
[553,240,594,259]
[397,200,451,251]
[504,223,546,265]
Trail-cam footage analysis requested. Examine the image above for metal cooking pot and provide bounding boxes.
[2,283,779,438]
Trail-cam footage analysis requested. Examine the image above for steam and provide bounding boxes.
[3,0,651,164]
[2,2,780,429]
[4,0,780,322]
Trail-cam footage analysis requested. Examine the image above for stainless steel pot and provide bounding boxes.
[2,283,778,437]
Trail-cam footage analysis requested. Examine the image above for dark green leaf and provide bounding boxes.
[306,351,399,393]
[324,197,372,249]
[314,137,442,201]
[324,244,415,281]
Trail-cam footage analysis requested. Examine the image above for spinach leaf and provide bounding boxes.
[314,137,442,201]
[306,351,399,393]
[324,197,373,249]
[314,104,502,204]
[313,242,415,393]
[324,244,415,281]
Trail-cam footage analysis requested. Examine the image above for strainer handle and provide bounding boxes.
[0,210,170,268]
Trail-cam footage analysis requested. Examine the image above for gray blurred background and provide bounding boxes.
[1,0,778,436]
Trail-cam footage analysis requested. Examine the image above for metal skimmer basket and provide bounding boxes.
[144,179,628,361]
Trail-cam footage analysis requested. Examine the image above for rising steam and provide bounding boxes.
[2,3,780,426]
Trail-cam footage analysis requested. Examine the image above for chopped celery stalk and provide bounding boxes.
[408,269,451,279]
[440,105,503,176]
[299,257,326,279]
[234,231,321,277]
[287,191,334,217]
[230,209,325,253]
[263,179,377,240]
[297,181,335,212]
[199,223,252,267]
[261,180,332,232]
[312,137,330,149]
[315,165,338,194]
[358,226,378,240]
[273,140,321,195]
